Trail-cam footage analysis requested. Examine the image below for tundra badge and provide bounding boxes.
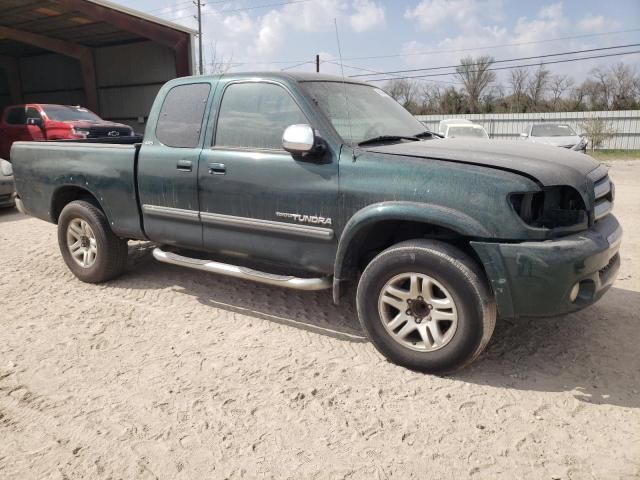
[276,212,332,226]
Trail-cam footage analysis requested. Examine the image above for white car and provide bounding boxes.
[520,123,587,153]
[437,119,489,139]
[0,159,15,208]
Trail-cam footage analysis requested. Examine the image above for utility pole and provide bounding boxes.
[316,54,320,73]
[194,0,204,75]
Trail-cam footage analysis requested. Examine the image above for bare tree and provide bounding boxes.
[508,67,529,112]
[419,83,443,114]
[549,74,574,110]
[206,41,235,75]
[610,62,639,110]
[455,55,496,113]
[587,66,614,110]
[384,78,419,111]
[527,63,550,111]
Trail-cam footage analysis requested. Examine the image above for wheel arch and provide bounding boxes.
[50,185,111,225]
[333,202,492,303]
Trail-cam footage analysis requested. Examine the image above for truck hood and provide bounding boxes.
[62,120,131,129]
[527,135,582,147]
[365,138,600,186]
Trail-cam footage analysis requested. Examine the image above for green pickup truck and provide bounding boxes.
[11,73,621,373]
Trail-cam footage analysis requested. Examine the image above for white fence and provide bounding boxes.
[416,110,640,150]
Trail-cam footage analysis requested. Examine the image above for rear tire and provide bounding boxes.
[57,200,128,283]
[356,239,496,374]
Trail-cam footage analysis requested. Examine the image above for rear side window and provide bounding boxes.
[156,83,211,148]
[215,82,307,150]
[6,107,26,125]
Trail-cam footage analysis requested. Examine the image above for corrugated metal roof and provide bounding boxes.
[0,0,195,57]
[86,0,197,35]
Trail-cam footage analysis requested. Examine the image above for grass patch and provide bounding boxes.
[588,150,640,161]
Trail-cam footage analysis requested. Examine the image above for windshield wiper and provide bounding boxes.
[416,130,443,139]
[358,135,420,146]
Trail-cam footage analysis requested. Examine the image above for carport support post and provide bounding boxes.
[0,55,23,103]
[79,51,99,114]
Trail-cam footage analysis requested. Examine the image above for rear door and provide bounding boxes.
[138,82,213,249]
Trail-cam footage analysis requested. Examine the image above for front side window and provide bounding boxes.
[6,107,26,125]
[26,108,42,122]
[215,82,307,150]
[156,83,211,148]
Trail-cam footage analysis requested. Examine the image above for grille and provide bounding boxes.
[87,126,132,138]
[593,174,613,221]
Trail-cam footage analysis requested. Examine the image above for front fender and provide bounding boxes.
[332,201,491,303]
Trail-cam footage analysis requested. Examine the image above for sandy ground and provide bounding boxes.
[0,161,639,480]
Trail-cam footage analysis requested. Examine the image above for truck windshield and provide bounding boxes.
[531,124,576,137]
[448,126,488,138]
[301,81,426,145]
[42,105,103,122]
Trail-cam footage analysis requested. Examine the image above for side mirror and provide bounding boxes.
[27,117,43,128]
[519,132,529,138]
[282,124,316,155]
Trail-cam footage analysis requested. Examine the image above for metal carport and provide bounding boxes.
[0,0,196,130]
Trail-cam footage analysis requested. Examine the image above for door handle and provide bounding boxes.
[177,159,192,171]
[208,162,226,175]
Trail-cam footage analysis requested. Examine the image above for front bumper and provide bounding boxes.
[472,214,622,318]
[0,176,15,207]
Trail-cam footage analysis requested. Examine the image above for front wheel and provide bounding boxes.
[57,200,128,283]
[356,240,496,374]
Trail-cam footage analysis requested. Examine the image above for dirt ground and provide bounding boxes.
[1,161,639,480]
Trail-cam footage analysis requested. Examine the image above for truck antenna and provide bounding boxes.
[334,18,356,161]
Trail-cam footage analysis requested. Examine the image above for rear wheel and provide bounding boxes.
[57,200,128,283]
[356,239,496,374]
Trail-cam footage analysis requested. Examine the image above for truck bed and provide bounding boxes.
[11,141,145,239]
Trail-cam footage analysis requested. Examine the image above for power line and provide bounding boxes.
[324,60,461,85]
[280,60,314,71]
[366,50,640,82]
[350,43,640,78]
[339,28,640,62]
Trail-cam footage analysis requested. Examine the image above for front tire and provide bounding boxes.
[356,240,496,374]
[57,200,128,283]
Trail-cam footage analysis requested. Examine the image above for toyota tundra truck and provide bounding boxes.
[10,73,622,373]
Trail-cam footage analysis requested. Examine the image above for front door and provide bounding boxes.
[198,80,339,274]
[138,82,213,249]
[1,106,45,160]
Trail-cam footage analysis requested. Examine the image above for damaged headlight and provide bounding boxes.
[510,186,588,232]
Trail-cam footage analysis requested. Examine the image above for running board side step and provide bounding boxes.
[152,248,332,291]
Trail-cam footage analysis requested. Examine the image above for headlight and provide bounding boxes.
[510,186,587,231]
[72,127,90,138]
[0,159,12,176]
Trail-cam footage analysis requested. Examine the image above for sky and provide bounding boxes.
[116,0,640,87]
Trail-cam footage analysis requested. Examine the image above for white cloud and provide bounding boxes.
[577,15,621,32]
[538,2,563,20]
[404,0,480,30]
[222,13,254,36]
[349,0,385,33]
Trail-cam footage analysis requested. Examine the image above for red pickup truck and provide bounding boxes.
[0,104,133,160]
